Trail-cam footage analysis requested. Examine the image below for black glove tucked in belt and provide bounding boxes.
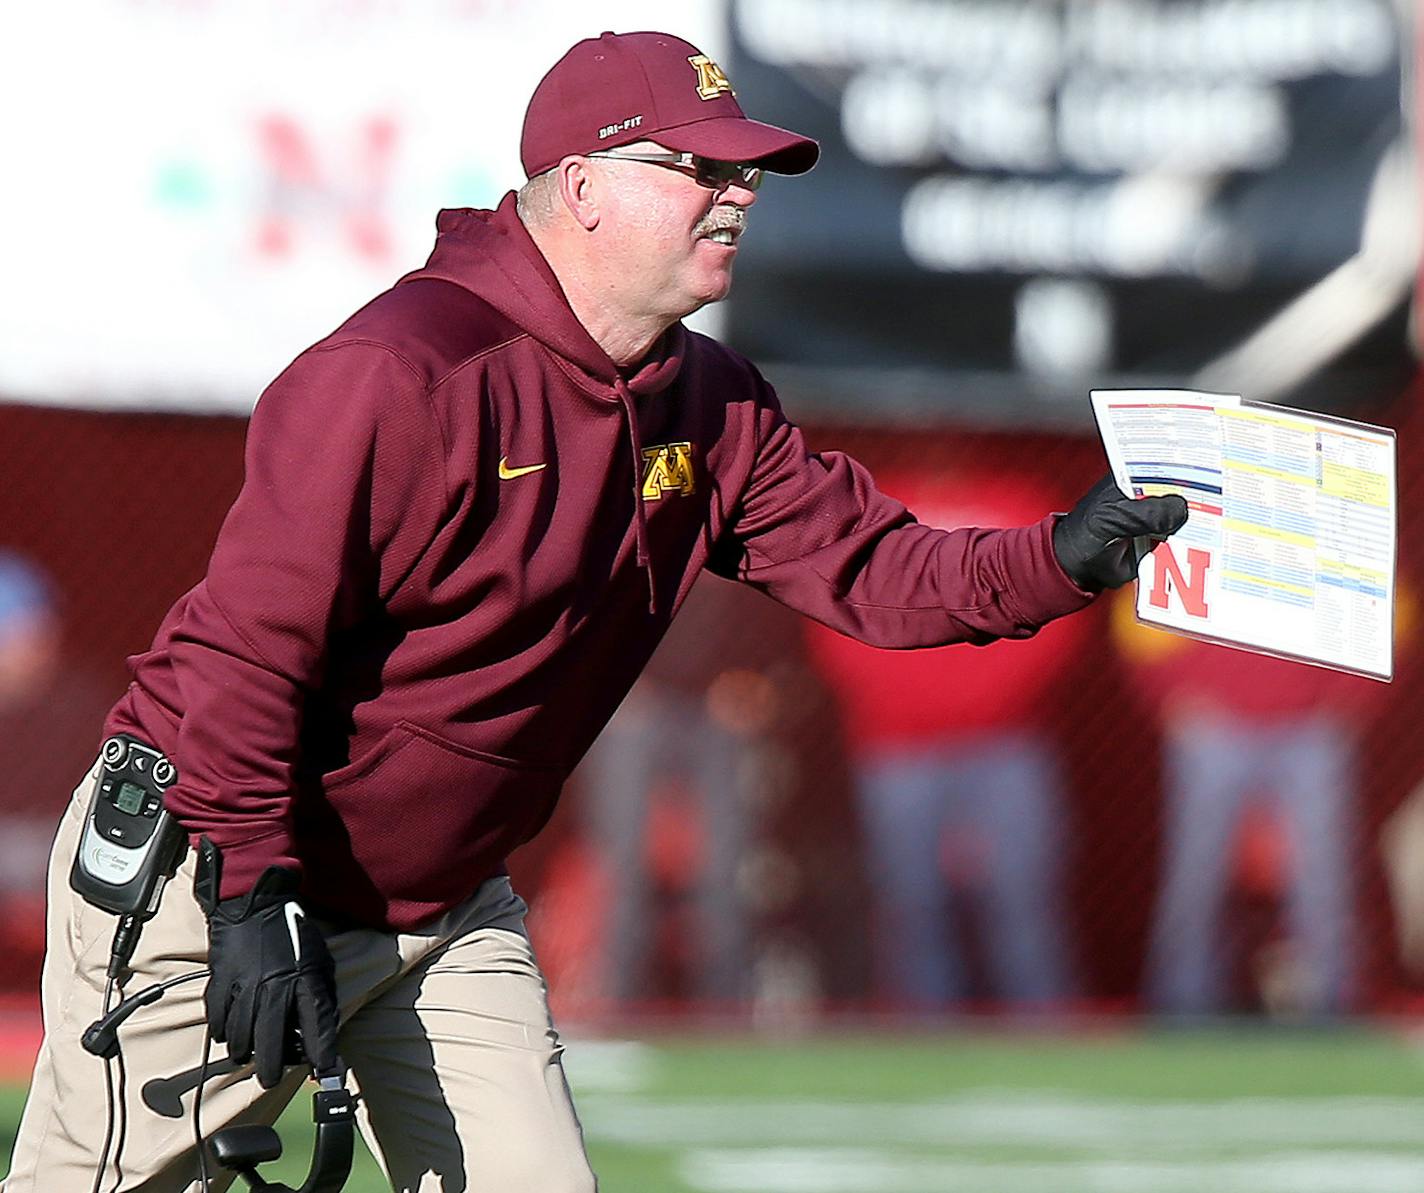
[201,856,340,1089]
[1053,475,1190,591]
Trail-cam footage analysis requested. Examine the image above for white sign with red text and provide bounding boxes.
[1092,388,1395,680]
[0,0,726,413]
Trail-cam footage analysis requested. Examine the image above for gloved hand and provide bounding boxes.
[1052,475,1189,591]
[204,864,339,1088]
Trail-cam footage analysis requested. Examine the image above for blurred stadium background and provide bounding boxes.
[1,0,1422,1189]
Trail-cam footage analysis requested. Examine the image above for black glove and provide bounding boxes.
[1053,475,1189,591]
[204,864,339,1088]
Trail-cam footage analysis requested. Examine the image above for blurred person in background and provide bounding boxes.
[807,467,1087,1009]
[0,551,64,902]
[1380,772,1424,987]
[0,550,115,995]
[578,576,782,1006]
[5,30,1187,1193]
[0,550,112,899]
[1112,592,1392,1017]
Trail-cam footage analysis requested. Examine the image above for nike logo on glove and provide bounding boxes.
[285,902,305,962]
[498,456,547,480]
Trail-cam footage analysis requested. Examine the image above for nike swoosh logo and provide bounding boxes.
[499,456,547,481]
[285,902,305,962]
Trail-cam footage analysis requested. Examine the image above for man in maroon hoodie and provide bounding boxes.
[4,30,1186,1193]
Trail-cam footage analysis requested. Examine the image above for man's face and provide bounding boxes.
[590,143,759,322]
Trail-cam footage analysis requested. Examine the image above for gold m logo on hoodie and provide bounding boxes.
[641,443,696,499]
[688,55,734,101]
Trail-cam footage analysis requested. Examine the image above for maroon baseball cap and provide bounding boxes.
[520,31,819,178]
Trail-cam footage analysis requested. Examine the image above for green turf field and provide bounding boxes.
[3,1026,1422,1191]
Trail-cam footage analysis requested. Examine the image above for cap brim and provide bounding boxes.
[655,116,819,175]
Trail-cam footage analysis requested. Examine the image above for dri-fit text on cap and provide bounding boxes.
[598,115,644,140]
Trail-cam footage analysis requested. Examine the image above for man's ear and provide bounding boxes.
[555,157,600,231]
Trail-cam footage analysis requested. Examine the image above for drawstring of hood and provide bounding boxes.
[614,377,658,613]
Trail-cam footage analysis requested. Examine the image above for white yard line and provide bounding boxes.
[578,1093,1424,1150]
[564,1039,1424,1192]
[561,1038,661,1093]
[678,1148,1424,1193]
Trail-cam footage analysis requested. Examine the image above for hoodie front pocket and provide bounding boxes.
[305,721,565,923]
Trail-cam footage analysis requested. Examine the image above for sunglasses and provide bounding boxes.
[588,147,764,192]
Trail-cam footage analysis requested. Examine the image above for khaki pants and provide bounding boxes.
[3,764,596,1192]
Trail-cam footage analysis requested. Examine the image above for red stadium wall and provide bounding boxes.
[1,391,1421,1014]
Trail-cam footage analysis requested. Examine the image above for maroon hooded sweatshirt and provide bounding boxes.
[107,194,1093,930]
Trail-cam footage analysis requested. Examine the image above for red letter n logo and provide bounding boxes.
[1149,544,1210,618]
[254,115,398,262]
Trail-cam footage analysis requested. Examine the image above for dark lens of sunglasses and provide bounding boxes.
[695,159,763,191]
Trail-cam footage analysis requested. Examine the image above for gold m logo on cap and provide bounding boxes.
[688,54,734,101]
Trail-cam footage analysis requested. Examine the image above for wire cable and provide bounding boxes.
[83,967,212,1192]
[195,1029,213,1191]
[91,975,117,1193]
[110,1026,130,1193]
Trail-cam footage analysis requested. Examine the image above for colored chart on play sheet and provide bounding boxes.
[1090,389,1395,681]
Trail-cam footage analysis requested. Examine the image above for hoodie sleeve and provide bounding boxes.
[710,381,1094,647]
[165,341,447,899]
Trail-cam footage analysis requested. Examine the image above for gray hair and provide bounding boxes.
[515,169,560,228]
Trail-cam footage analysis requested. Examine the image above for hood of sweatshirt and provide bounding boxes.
[410,193,685,607]
[414,194,685,398]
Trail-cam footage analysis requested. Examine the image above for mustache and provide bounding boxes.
[694,208,747,238]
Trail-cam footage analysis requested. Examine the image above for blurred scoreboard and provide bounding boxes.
[723,0,1417,425]
[1,0,1412,423]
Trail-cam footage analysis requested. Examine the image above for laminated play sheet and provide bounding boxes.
[1091,389,1396,680]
